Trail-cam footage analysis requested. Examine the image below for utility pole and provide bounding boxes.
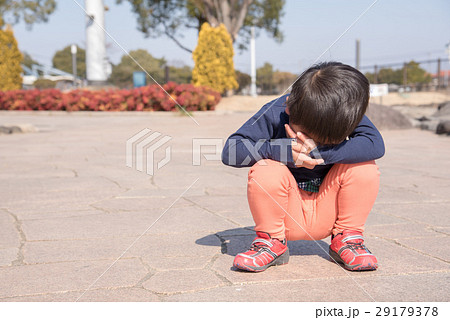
[437,58,441,90]
[250,26,257,97]
[446,42,450,61]
[71,44,77,87]
[165,65,169,84]
[355,39,360,70]
[403,62,408,88]
[374,65,378,84]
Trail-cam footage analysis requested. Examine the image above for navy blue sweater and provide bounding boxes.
[221,95,385,183]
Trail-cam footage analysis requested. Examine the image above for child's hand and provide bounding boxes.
[284,124,324,169]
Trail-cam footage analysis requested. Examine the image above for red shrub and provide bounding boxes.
[0,83,221,112]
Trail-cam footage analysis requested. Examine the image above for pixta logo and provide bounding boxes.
[126,128,172,175]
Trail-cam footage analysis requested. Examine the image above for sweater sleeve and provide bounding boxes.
[316,115,385,164]
[221,98,296,168]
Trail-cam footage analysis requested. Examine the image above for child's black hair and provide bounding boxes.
[286,61,370,145]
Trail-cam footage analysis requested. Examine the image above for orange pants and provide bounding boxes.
[247,159,380,241]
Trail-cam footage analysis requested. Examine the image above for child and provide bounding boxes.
[221,62,384,272]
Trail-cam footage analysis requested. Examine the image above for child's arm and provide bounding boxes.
[222,99,322,168]
[316,115,385,164]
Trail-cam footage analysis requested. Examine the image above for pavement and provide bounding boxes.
[0,110,449,302]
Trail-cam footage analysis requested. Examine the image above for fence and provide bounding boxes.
[359,58,449,92]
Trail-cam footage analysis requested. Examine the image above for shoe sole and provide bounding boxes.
[329,247,378,271]
[234,247,290,272]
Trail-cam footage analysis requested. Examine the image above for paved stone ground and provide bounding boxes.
[0,110,449,302]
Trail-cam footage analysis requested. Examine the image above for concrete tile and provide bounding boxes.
[396,236,450,262]
[365,223,437,239]
[0,247,19,267]
[0,210,20,247]
[24,232,221,266]
[365,237,450,275]
[141,256,212,270]
[4,199,93,215]
[215,213,255,227]
[376,186,447,204]
[165,272,449,302]
[21,206,236,241]
[372,202,450,227]
[431,226,450,235]
[0,258,148,298]
[148,206,239,234]
[133,232,222,255]
[0,287,160,302]
[142,269,225,294]
[23,238,131,264]
[16,209,104,221]
[205,186,248,196]
[92,196,193,213]
[365,211,409,226]
[186,195,249,214]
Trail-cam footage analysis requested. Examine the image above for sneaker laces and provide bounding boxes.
[346,240,368,252]
[249,242,269,252]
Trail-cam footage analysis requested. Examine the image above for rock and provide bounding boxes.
[0,124,38,135]
[0,126,12,134]
[9,126,22,134]
[15,124,38,133]
[434,101,450,117]
[365,103,413,130]
[419,120,440,132]
[436,120,450,135]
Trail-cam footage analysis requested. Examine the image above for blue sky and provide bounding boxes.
[11,0,450,74]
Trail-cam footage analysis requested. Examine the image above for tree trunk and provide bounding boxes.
[199,0,253,42]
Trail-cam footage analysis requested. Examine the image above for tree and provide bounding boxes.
[235,70,251,93]
[0,23,23,90]
[404,61,431,84]
[168,65,192,84]
[109,49,166,88]
[117,0,285,52]
[0,0,56,27]
[256,62,274,94]
[365,67,402,85]
[273,70,297,92]
[365,61,431,85]
[192,22,238,94]
[22,51,40,69]
[52,45,86,79]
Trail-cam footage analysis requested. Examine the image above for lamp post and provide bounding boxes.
[71,44,77,87]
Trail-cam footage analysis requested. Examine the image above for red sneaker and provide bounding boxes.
[329,230,378,271]
[233,231,289,272]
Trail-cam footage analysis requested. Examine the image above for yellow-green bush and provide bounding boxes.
[33,78,56,90]
[192,23,238,94]
[0,22,23,91]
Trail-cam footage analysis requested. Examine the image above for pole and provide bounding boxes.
[250,26,257,97]
[355,39,360,70]
[374,65,378,84]
[165,65,169,84]
[71,44,77,87]
[437,58,441,90]
[403,62,407,89]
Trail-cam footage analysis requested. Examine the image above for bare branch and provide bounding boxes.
[161,20,193,53]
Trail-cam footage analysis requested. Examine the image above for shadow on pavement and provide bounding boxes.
[195,227,331,261]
